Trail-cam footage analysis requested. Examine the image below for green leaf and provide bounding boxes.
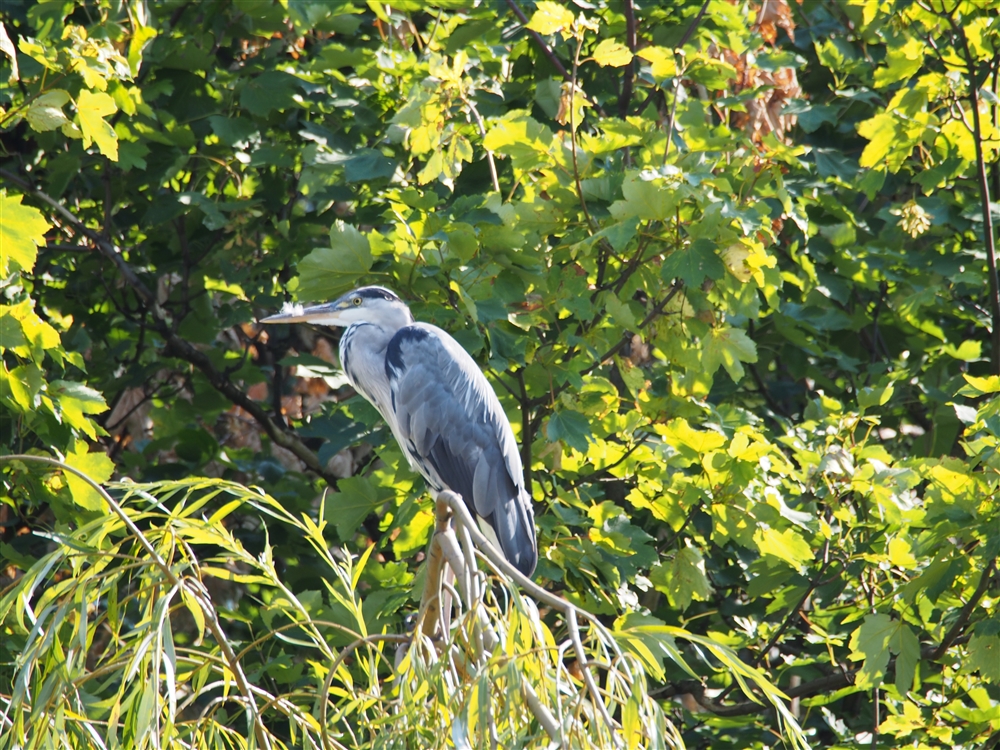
[652,545,713,611]
[592,39,633,67]
[208,116,259,148]
[64,445,115,511]
[25,89,71,131]
[525,1,574,35]
[296,222,374,301]
[968,632,1000,684]
[344,149,397,182]
[0,311,26,352]
[240,71,302,116]
[0,192,50,275]
[76,90,118,160]
[858,382,894,409]
[661,239,725,286]
[546,409,593,452]
[323,475,387,541]
[604,292,636,327]
[702,326,758,382]
[848,614,919,692]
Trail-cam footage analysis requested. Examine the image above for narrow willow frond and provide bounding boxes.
[1,464,806,750]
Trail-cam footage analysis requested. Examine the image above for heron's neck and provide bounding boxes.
[339,321,395,412]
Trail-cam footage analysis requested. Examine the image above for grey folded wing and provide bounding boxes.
[385,323,537,576]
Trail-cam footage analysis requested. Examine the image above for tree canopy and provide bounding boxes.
[2,0,1000,748]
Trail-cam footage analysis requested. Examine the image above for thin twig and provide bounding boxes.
[945,12,1000,374]
[461,91,501,193]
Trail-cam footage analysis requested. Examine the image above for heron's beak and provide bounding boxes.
[260,301,347,326]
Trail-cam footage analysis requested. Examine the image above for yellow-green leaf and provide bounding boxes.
[64,445,115,511]
[76,90,119,160]
[592,39,633,67]
[52,380,109,440]
[0,192,50,275]
[25,89,71,132]
[526,1,575,35]
[887,537,916,569]
[873,36,924,89]
[755,527,813,572]
[957,374,1000,397]
[637,46,676,79]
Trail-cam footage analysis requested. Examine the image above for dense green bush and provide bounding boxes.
[2,0,999,747]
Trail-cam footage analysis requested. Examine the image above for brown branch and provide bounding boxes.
[504,0,571,82]
[931,556,996,661]
[2,167,337,486]
[503,0,604,116]
[618,0,637,119]
[947,14,1000,375]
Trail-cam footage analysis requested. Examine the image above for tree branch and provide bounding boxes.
[946,14,1000,374]
[618,0,637,119]
[504,0,570,82]
[2,168,337,486]
[931,556,996,661]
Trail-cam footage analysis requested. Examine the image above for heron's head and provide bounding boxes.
[260,286,413,330]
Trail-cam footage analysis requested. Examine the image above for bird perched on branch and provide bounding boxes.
[262,286,538,577]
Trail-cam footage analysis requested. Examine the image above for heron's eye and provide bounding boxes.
[352,297,362,306]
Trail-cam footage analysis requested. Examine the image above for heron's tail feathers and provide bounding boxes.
[491,487,537,578]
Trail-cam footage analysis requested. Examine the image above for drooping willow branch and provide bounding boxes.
[0,454,274,750]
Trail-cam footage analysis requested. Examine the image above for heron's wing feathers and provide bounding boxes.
[386,324,537,576]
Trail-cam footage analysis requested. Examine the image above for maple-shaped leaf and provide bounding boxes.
[848,613,919,693]
[526,1,574,35]
[296,222,373,301]
[0,191,50,275]
[702,326,758,382]
[76,89,119,160]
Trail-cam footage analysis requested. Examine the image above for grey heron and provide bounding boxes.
[261,286,538,577]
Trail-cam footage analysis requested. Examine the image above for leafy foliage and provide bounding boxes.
[2,0,1000,748]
